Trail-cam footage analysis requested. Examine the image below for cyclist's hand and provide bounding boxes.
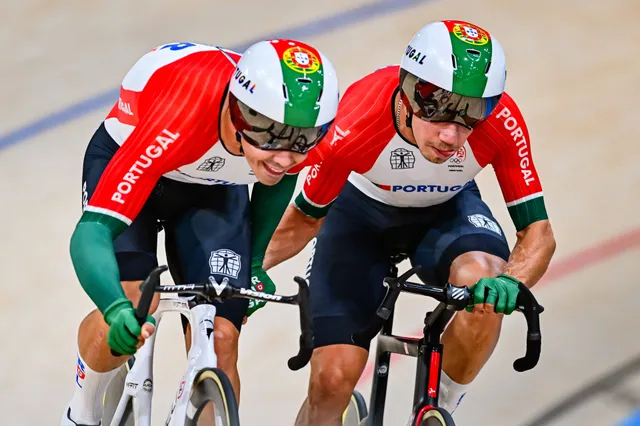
[104,298,156,355]
[246,260,276,318]
[466,274,521,315]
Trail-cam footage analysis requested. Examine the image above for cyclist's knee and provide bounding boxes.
[213,318,240,364]
[452,309,503,343]
[122,280,161,313]
[448,251,506,287]
[309,345,366,403]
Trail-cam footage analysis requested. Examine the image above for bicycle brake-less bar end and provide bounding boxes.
[110,265,169,358]
[288,276,315,371]
[512,283,543,372]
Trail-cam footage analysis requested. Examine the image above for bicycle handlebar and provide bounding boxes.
[110,266,314,371]
[351,265,544,372]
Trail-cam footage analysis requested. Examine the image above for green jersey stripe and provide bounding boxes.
[294,191,332,219]
[84,206,132,226]
[507,196,548,231]
[80,210,129,236]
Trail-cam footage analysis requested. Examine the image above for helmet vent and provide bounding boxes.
[451,54,457,69]
[282,84,289,100]
[296,77,312,83]
[485,61,492,74]
[317,88,324,103]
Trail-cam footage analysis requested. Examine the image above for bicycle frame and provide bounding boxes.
[109,297,219,426]
[366,303,455,426]
[364,261,457,426]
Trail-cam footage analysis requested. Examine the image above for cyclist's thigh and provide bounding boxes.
[410,182,510,286]
[309,183,390,352]
[82,122,159,283]
[165,184,251,332]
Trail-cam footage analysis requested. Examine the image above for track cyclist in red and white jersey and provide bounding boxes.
[60,39,338,426]
[264,21,557,425]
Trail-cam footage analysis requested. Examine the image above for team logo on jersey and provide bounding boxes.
[283,47,320,74]
[197,156,226,172]
[467,214,502,236]
[209,249,242,279]
[390,148,415,169]
[452,23,489,46]
[448,146,466,172]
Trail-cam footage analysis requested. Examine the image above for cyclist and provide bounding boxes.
[60,39,338,426]
[263,20,556,425]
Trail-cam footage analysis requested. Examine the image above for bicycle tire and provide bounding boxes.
[184,368,240,426]
[102,362,135,426]
[415,407,455,426]
[342,390,368,426]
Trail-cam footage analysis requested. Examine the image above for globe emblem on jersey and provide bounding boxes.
[452,23,489,46]
[390,148,416,169]
[467,214,502,236]
[197,156,226,172]
[283,47,320,74]
[209,249,242,279]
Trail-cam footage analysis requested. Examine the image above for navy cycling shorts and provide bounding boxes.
[82,123,251,331]
[307,181,510,350]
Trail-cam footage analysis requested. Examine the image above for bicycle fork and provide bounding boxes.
[367,305,453,426]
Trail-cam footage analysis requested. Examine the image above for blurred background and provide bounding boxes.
[1,0,639,424]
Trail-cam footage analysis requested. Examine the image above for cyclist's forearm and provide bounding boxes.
[502,220,556,287]
[70,222,127,313]
[250,173,297,263]
[263,204,324,270]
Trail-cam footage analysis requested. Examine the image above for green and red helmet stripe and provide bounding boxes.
[442,20,493,97]
[269,40,325,127]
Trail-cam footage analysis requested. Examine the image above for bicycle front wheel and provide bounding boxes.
[415,406,455,426]
[185,368,240,426]
[342,390,368,425]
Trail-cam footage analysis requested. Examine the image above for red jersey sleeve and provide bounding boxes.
[294,66,398,218]
[82,52,225,233]
[470,93,549,231]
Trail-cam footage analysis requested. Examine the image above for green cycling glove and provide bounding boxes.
[466,274,521,315]
[246,258,276,318]
[104,298,156,355]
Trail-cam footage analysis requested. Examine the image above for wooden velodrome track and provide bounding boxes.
[1,0,639,424]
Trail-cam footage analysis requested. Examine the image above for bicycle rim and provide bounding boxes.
[417,407,455,426]
[342,390,368,426]
[185,368,240,426]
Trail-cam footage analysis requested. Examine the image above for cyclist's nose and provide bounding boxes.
[439,123,462,145]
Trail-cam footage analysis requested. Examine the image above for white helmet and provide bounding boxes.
[399,20,506,128]
[229,39,339,153]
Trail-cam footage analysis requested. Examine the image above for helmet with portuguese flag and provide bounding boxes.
[229,39,339,154]
[399,20,506,129]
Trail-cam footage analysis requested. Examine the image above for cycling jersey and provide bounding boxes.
[294,65,547,231]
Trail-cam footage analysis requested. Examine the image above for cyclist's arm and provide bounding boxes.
[71,64,217,313]
[262,150,353,270]
[263,70,397,270]
[250,173,298,267]
[488,94,556,287]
